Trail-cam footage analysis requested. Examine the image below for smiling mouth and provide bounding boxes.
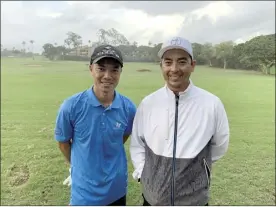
[101,82,113,85]
[169,75,182,79]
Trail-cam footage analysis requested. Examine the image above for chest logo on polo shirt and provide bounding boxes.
[115,122,121,129]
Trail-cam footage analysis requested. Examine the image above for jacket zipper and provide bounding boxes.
[203,158,211,187]
[171,94,179,206]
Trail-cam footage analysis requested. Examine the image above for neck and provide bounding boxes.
[169,80,190,95]
[93,86,114,107]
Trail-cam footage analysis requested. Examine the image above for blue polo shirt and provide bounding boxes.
[54,87,136,205]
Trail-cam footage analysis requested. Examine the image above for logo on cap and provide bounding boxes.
[96,46,120,59]
[170,37,182,46]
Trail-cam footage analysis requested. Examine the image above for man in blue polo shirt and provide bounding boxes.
[54,45,136,205]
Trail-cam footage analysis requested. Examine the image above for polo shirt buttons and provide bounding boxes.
[102,113,106,128]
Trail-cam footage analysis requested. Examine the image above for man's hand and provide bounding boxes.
[63,168,71,186]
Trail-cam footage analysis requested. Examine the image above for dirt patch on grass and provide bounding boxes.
[8,164,30,187]
[24,64,42,67]
[1,123,17,131]
[38,126,52,133]
[137,69,152,72]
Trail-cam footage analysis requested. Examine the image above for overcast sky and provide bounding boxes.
[1,1,275,53]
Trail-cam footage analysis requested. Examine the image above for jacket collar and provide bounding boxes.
[164,79,194,101]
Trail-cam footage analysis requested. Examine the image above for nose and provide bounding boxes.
[103,70,112,79]
[170,62,179,72]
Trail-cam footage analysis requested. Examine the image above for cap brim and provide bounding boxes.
[158,45,192,59]
[92,55,123,67]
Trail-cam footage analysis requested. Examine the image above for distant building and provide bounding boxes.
[68,45,93,57]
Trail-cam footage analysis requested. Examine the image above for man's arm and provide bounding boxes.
[211,98,230,163]
[123,101,137,144]
[58,140,72,163]
[55,99,74,164]
[129,102,145,181]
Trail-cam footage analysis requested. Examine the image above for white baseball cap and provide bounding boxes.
[158,36,193,59]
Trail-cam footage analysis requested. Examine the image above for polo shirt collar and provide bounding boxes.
[87,86,120,109]
[110,91,121,109]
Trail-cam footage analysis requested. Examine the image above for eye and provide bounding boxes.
[98,67,105,71]
[179,61,187,65]
[179,60,187,64]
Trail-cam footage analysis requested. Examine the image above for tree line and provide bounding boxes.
[1,28,275,75]
[1,40,36,59]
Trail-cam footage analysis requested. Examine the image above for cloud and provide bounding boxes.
[111,1,212,16]
[177,1,275,44]
[1,1,275,53]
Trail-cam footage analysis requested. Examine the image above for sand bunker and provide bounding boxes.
[24,64,42,67]
[137,69,152,72]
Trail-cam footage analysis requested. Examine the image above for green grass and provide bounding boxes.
[1,57,275,205]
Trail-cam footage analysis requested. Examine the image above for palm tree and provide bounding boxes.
[30,40,34,60]
[22,41,26,53]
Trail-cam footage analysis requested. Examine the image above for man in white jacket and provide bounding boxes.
[129,36,230,206]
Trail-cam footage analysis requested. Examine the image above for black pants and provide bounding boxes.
[108,195,126,206]
[142,194,208,206]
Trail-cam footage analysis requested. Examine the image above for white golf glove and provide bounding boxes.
[63,168,71,186]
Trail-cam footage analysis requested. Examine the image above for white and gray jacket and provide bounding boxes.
[129,81,230,206]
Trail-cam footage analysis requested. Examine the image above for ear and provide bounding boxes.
[191,60,196,72]
[89,64,93,71]
[159,61,162,68]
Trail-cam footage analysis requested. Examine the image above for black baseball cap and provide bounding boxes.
[90,44,123,67]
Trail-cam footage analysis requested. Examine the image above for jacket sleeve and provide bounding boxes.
[211,98,230,163]
[129,102,146,181]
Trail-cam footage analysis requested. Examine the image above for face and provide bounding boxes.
[90,58,122,94]
[160,49,196,92]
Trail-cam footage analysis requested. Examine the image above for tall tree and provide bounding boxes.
[64,39,72,49]
[96,28,130,46]
[201,43,216,67]
[215,41,234,69]
[30,40,35,60]
[192,43,205,65]
[239,34,275,74]
[42,43,66,60]
[42,43,55,60]
[22,41,26,54]
[65,32,82,55]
